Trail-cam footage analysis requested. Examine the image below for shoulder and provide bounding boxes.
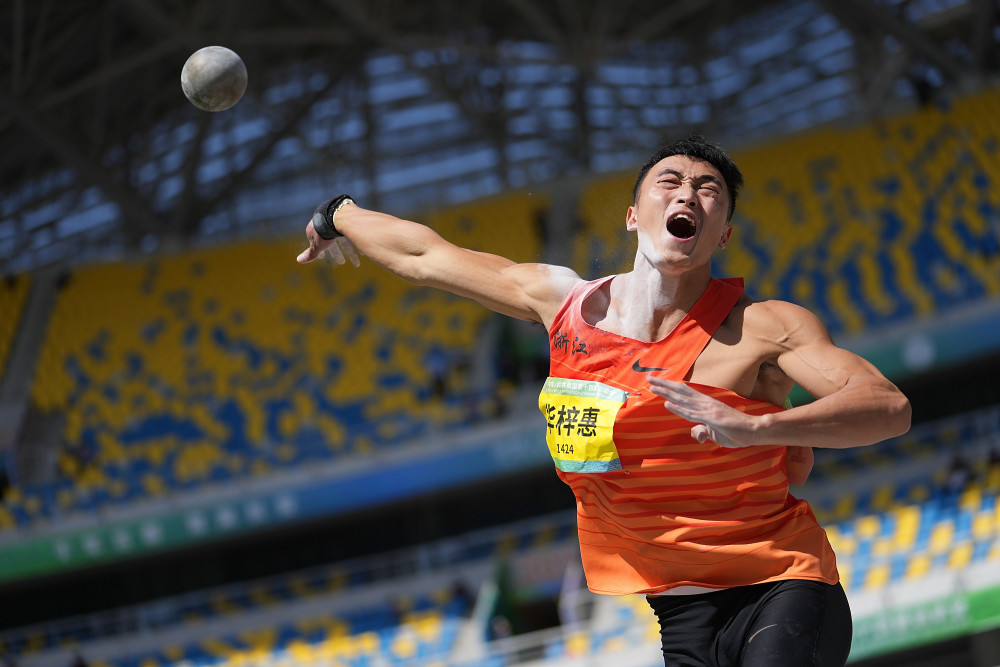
[738,297,834,350]
[502,263,585,327]
[507,263,584,299]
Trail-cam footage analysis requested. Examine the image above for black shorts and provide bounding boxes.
[646,579,852,667]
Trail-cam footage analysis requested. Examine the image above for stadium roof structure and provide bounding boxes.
[1,0,997,274]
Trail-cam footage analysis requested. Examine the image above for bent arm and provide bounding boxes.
[759,304,911,449]
[648,301,910,451]
[297,203,580,327]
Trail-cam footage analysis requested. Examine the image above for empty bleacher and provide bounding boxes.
[2,192,546,530]
[573,88,1000,338]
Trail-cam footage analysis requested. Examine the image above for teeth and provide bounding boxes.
[667,212,697,239]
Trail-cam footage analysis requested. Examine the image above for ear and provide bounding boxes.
[718,224,734,249]
[626,205,638,231]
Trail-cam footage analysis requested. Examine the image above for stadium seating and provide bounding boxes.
[573,88,1000,337]
[2,193,545,529]
[85,593,466,667]
[818,414,1000,596]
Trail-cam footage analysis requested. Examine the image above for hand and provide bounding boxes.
[646,376,759,448]
[296,219,361,266]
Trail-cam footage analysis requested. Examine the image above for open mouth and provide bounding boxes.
[666,213,697,239]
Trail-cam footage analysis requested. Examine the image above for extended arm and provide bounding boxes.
[296,201,581,328]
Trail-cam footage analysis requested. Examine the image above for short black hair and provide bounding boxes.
[632,135,744,221]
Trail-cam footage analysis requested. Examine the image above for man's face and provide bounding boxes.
[626,154,733,270]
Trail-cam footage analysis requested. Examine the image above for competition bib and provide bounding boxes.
[538,377,628,473]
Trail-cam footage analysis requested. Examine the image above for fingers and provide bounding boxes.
[326,240,347,265]
[337,237,361,267]
[296,222,362,267]
[691,424,710,444]
[647,376,704,419]
[647,376,692,400]
[297,222,324,264]
[647,376,749,448]
[297,242,321,264]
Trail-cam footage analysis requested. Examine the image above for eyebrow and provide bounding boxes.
[656,168,723,186]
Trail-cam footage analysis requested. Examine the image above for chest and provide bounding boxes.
[549,318,768,397]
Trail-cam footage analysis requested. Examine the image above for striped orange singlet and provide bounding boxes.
[538,276,839,595]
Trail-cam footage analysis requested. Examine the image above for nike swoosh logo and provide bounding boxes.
[632,359,671,373]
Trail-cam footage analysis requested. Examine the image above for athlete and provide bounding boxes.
[296,135,911,666]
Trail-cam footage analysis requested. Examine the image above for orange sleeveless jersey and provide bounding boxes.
[538,276,839,595]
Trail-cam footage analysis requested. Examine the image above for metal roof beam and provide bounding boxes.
[815,0,965,82]
[971,0,998,70]
[0,90,160,234]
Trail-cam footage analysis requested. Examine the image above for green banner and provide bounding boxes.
[0,492,301,582]
[849,584,1000,661]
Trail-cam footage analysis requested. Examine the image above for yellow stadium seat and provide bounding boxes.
[315,635,351,662]
[56,487,76,509]
[201,637,236,658]
[929,520,955,555]
[286,638,315,662]
[907,483,931,504]
[565,630,591,656]
[891,504,921,551]
[864,563,891,590]
[855,514,882,540]
[826,529,857,557]
[356,631,380,656]
[959,486,982,512]
[390,631,418,660]
[948,542,974,570]
[412,609,443,642]
[986,465,1000,492]
[162,645,184,661]
[141,473,167,497]
[324,568,349,592]
[906,553,932,580]
[288,576,314,599]
[210,594,240,616]
[972,511,994,542]
[833,494,856,521]
[249,585,279,608]
[869,484,896,512]
[872,537,893,559]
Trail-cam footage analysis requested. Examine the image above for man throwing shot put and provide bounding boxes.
[297,135,911,667]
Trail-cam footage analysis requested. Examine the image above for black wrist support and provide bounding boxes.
[311,194,355,240]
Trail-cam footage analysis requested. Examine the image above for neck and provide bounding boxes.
[610,263,713,341]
